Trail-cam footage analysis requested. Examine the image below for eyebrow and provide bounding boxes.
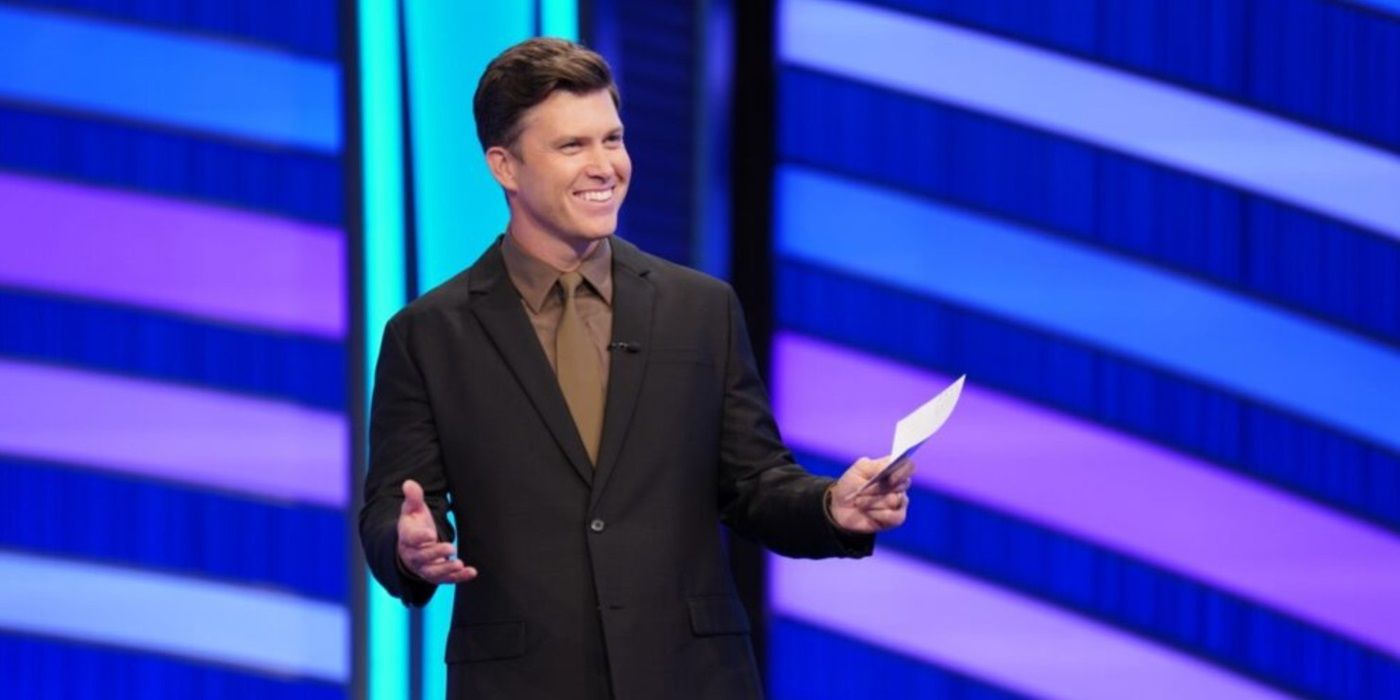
[552,128,625,146]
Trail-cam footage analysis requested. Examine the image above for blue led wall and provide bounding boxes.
[0,2,354,698]
[767,1,1400,698]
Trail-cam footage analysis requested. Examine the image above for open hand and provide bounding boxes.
[397,479,477,584]
[826,457,913,534]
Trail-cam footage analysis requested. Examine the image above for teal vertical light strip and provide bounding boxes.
[358,1,410,699]
[401,7,548,697]
[403,2,537,296]
[540,0,580,39]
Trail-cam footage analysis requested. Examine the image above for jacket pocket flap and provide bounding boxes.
[446,620,526,663]
[687,596,751,636]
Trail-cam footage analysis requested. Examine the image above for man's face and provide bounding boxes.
[500,89,630,249]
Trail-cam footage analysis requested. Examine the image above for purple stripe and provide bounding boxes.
[772,550,1290,700]
[0,359,348,507]
[0,172,346,339]
[774,333,1400,658]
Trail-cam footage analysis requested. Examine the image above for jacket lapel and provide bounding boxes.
[590,239,655,507]
[468,242,595,485]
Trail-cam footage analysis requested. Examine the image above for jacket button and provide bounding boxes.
[589,518,606,533]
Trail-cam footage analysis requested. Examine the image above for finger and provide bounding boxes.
[401,542,456,569]
[437,565,479,584]
[886,460,915,483]
[418,559,472,583]
[875,509,907,529]
[398,522,439,547]
[407,541,456,558]
[441,566,479,584]
[401,479,426,516]
[421,561,478,585]
[862,456,891,477]
[407,541,455,560]
[849,488,908,514]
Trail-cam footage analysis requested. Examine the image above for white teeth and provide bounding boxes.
[580,189,613,202]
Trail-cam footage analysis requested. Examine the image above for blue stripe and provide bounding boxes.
[0,289,345,411]
[0,457,346,602]
[769,617,1027,700]
[0,4,341,153]
[856,0,1400,152]
[0,631,345,700]
[18,0,341,58]
[780,0,1400,240]
[776,260,1400,531]
[1352,0,1400,16]
[0,550,348,682]
[780,68,1400,347]
[795,450,1399,700]
[0,105,344,226]
[777,165,1400,454]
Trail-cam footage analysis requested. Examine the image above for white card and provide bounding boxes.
[851,374,965,496]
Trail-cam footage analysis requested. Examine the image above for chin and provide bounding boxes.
[577,218,619,240]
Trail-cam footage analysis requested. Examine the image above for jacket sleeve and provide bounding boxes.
[715,288,873,559]
[359,316,456,607]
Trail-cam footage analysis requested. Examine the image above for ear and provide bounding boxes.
[485,146,518,193]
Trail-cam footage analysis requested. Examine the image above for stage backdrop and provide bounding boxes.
[0,1,353,698]
[765,1,1400,699]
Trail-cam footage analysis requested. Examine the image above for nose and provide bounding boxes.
[583,145,615,181]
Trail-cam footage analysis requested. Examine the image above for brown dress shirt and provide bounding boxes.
[500,233,614,393]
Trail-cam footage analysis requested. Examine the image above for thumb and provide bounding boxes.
[401,479,427,517]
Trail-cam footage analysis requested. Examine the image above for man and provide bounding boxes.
[360,37,913,699]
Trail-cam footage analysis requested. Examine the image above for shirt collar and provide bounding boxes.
[501,233,614,313]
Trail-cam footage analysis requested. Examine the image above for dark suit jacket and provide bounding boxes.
[360,237,872,699]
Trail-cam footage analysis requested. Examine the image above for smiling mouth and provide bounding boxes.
[576,187,614,203]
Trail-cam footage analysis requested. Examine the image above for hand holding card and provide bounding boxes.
[847,374,965,499]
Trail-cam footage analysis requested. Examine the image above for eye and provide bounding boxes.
[606,133,624,145]
[560,140,582,152]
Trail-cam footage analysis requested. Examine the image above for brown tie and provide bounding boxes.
[556,271,605,464]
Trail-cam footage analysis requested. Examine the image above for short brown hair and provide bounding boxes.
[473,38,620,152]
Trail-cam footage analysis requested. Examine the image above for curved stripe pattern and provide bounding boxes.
[0,171,347,340]
[775,333,1400,659]
[778,165,1400,454]
[861,0,1400,152]
[0,632,344,700]
[0,1,354,697]
[0,4,341,153]
[0,105,345,226]
[770,617,1025,700]
[773,549,1290,700]
[0,290,345,411]
[0,550,348,683]
[1,457,347,602]
[0,359,348,507]
[793,451,1400,700]
[780,68,1400,346]
[777,260,1400,531]
[19,0,341,58]
[780,0,1400,239]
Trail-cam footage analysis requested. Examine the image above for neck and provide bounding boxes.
[506,222,603,272]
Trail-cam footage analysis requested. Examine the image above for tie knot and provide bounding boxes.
[560,271,585,298]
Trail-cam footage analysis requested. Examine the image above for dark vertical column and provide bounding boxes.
[727,0,777,676]
[341,1,369,698]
